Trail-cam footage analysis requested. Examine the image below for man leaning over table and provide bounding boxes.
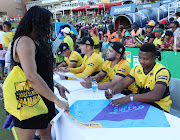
[56,43,83,68]
[60,37,104,80]
[105,43,172,113]
[80,42,137,95]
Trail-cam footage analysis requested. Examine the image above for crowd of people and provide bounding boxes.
[1,5,180,140]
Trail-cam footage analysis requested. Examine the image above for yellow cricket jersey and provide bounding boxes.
[69,52,104,79]
[153,37,163,47]
[64,35,74,51]
[128,62,172,112]
[3,31,15,48]
[102,59,137,93]
[91,36,100,54]
[64,51,83,67]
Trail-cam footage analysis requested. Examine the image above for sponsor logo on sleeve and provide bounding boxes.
[88,63,94,66]
[118,68,126,72]
[157,76,167,80]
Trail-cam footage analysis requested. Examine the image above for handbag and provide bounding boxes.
[3,65,48,121]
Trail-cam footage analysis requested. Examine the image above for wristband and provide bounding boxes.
[129,94,134,101]
[54,82,58,87]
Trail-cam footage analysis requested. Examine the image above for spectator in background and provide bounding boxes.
[174,29,180,52]
[0,25,5,50]
[0,47,6,79]
[118,25,126,37]
[127,36,142,48]
[75,24,86,39]
[97,28,104,41]
[3,21,15,50]
[124,31,134,47]
[153,28,164,49]
[102,34,110,59]
[131,22,144,38]
[160,31,174,51]
[89,28,100,54]
[144,24,155,43]
[175,12,180,24]
[107,24,116,41]
[111,31,122,43]
[62,27,74,51]
[169,21,180,37]
[159,23,166,38]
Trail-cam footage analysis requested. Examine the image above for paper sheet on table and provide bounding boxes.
[56,71,84,81]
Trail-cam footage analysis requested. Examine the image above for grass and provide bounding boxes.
[0,100,14,140]
[0,71,14,140]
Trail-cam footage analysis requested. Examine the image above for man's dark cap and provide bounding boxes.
[76,37,94,46]
[110,42,125,55]
[58,43,69,54]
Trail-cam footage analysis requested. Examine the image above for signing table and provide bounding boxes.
[51,74,180,140]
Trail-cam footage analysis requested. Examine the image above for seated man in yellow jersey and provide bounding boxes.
[56,43,83,68]
[105,43,172,113]
[80,42,137,94]
[60,37,104,79]
[89,28,100,54]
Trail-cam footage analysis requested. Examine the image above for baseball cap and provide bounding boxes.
[159,20,168,25]
[146,24,152,28]
[62,27,70,34]
[110,42,125,55]
[154,28,164,34]
[57,43,69,54]
[124,31,131,37]
[131,22,139,26]
[148,22,155,27]
[104,34,108,37]
[89,28,96,34]
[76,37,94,46]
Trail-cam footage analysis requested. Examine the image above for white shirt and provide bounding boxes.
[0,30,5,44]
[177,17,180,24]
[173,27,180,37]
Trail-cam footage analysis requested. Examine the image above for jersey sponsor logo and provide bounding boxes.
[88,63,94,66]
[157,76,167,80]
[118,68,126,72]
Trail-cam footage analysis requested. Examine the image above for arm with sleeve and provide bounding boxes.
[155,69,170,87]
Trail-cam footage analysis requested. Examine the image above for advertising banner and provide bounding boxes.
[110,3,136,15]
[136,2,160,9]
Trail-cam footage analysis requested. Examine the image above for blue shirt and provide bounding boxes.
[102,41,110,54]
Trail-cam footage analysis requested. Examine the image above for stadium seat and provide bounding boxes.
[169,78,180,118]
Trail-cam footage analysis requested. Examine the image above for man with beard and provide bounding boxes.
[80,42,137,94]
[105,43,171,113]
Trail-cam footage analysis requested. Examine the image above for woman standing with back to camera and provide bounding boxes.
[11,6,69,140]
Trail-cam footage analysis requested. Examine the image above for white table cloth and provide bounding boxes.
[51,75,180,140]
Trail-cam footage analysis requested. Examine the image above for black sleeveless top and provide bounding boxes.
[12,36,54,92]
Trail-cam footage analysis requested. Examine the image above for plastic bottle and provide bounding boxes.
[92,79,98,92]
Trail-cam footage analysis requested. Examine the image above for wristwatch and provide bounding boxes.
[129,94,134,101]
